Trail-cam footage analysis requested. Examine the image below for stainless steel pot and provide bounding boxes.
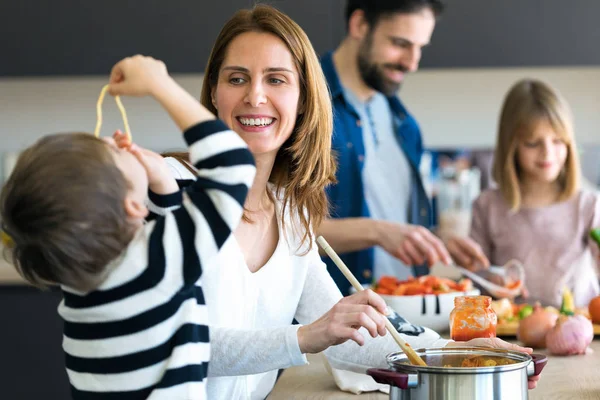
[367,347,547,400]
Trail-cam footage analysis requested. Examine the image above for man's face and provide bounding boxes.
[357,9,436,96]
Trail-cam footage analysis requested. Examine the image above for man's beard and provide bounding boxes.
[357,34,408,97]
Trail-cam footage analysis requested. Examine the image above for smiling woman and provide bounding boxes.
[155,4,537,400]
[210,32,301,158]
[199,6,335,249]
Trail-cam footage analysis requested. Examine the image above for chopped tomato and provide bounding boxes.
[374,275,473,297]
[374,287,394,295]
[401,284,432,296]
[505,280,521,290]
[377,275,400,291]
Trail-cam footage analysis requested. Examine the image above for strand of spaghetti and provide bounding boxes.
[94,84,132,141]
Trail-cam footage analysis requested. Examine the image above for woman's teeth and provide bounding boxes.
[238,117,274,126]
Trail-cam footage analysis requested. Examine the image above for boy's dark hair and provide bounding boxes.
[1,133,136,291]
[345,0,445,30]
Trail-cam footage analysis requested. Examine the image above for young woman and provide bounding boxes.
[160,6,540,399]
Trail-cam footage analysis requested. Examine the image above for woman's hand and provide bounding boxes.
[376,221,452,267]
[297,290,388,354]
[446,337,540,389]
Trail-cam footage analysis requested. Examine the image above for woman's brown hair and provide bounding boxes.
[492,79,580,210]
[197,4,336,250]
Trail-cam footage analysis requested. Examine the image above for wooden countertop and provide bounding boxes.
[268,341,600,400]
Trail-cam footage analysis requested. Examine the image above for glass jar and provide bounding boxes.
[449,295,497,342]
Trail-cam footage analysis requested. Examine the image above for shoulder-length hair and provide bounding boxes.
[199,4,337,250]
[492,79,580,210]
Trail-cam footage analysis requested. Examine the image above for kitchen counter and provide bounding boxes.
[268,340,600,399]
[0,248,24,284]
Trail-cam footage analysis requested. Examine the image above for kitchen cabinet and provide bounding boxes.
[1,0,251,76]
[3,0,600,76]
[0,0,345,76]
[421,0,600,68]
[0,285,70,399]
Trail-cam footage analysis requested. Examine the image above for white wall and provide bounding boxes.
[0,75,205,152]
[1,66,600,172]
[402,66,600,148]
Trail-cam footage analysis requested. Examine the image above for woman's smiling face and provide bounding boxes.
[212,31,301,158]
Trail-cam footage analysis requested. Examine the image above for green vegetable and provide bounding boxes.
[519,304,534,320]
[590,228,600,246]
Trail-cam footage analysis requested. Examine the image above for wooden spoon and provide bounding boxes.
[316,236,427,366]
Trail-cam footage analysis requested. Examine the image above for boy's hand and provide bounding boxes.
[108,55,170,98]
[113,130,178,195]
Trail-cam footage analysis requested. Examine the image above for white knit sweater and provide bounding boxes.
[200,199,449,400]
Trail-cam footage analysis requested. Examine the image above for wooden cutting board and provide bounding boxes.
[496,321,600,336]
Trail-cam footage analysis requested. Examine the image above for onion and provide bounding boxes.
[517,303,558,348]
[546,314,593,356]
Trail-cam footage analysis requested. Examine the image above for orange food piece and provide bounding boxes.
[392,286,407,296]
[403,284,432,296]
[505,280,521,290]
[374,287,393,295]
[589,296,600,324]
[417,276,440,287]
[374,275,473,297]
[456,278,473,292]
[377,276,400,291]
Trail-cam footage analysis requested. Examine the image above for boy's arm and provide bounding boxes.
[140,62,255,254]
[146,158,197,221]
[109,56,216,132]
[109,56,255,282]
[146,189,184,222]
[152,120,254,284]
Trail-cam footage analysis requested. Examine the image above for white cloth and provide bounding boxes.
[321,354,389,395]
[201,198,449,400]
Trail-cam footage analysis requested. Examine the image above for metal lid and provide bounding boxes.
[387,347,532,374]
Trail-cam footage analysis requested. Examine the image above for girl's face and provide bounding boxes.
[516,118,568,185]
[212,31,301,159]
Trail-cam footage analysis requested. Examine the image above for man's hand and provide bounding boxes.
[445,236,490,271]
[376,221,452,267]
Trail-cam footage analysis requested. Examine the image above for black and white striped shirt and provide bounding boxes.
[58,120,255,399]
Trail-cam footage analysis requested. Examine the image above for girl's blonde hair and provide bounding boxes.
[492,79,580,210]
[200,4,337,250]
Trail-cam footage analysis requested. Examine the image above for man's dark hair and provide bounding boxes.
[345,0,445,30]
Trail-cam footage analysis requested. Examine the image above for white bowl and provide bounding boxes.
[381,289,480,333]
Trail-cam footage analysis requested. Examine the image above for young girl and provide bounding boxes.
[469,79,600,308]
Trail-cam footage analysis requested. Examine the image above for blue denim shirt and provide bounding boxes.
[321,51,432,295]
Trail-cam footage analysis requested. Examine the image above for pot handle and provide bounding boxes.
[528,353,548,377]
[367,368,412,389]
